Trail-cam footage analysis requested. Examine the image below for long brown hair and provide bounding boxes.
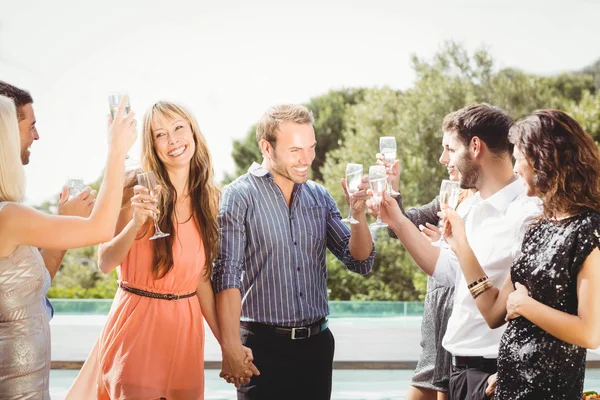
[509,109,600,219]
[126,101,220,279]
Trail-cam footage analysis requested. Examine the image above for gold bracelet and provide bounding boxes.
[469,280,488,295]
[471,280,492,296]
[468,276,489,289]
[471,281,493,299]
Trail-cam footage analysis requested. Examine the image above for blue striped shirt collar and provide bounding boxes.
[249,162,272,178]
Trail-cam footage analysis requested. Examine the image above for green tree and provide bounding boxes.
[321,42,599,300]
[566,91,600,143]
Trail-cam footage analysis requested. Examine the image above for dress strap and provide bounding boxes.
[0,201,9,212]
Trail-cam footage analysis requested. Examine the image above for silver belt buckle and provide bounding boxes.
[291,326,310,340]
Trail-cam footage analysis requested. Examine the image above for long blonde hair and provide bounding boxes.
[132,101,220,279]
[0,96,25,203]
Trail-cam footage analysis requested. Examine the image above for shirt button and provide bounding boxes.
[299,292,303,297]
[294,241,297,245]
[297,267,300,271]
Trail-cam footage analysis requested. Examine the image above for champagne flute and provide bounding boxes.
[432,179,461,247]
[108,91,135,164]
[341,163,363,225]
[379,136,400,196]
[369,165,388,229]
[66,177,85,199]
[136,171,170,240]
[108,91,131,120]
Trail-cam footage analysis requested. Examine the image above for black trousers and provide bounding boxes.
[237,325,335,400]
[448,361,496,400]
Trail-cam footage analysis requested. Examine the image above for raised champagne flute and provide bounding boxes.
[108,91,131,120]
[369,165,388,229]
[341,163,363,225]
[379,136,400,197]
[66,177,85,199]
[108,91,136,165]
[432,179,461,247]
[136,171,170,240]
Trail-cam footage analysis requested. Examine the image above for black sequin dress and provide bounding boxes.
[496,211,600,400]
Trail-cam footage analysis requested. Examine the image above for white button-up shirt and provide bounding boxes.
[432,178,542,358]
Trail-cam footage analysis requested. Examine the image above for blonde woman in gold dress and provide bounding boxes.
[0,95,136,399]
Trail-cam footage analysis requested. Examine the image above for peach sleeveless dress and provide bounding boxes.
[67,218,206,399]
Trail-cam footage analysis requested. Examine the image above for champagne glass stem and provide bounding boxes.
[152,212,161,233]
[438,210,447,242]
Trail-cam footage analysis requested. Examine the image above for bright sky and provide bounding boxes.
[1,0,599,205]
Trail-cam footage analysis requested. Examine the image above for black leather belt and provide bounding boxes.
[452,355,497,369]
[119,282,196,301]
[240,318,328,340]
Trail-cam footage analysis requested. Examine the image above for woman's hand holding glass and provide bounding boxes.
[107,94,137,158]
[136,172,170,240]
[130,185,161,229]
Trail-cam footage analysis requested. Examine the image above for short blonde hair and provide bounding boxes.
[0,95,25,202]
[256,104,314,147]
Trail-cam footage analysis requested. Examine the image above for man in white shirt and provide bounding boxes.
[378,103,541,400]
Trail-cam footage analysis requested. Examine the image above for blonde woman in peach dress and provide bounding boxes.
[0,94,136,399]
[67,101,255,399]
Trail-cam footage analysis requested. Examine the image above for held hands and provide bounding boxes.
[130,185,161,228]
[57,186,97,218]
[375,153,401,192]
[220,344,260,387]
[341,175,370,215]
[108,94,137,156]
[505,282,530,321]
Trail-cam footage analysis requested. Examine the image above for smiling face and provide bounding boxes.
[151,114,196,171]
[264,121,316,184]
[513,145,536,197]
[439,131,459,182]
[18,103,38,165]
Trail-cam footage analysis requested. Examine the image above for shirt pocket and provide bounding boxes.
[299,205,328,240]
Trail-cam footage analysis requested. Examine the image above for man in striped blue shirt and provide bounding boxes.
[214,104,375,400]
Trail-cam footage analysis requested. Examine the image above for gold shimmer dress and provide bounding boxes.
[0,201,51,399]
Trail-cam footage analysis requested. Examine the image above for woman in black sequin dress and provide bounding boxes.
[443,110,600,399]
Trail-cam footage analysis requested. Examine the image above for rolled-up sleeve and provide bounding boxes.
[432,246,459,287]
[324,192,375,275]
[212,185,247,294]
